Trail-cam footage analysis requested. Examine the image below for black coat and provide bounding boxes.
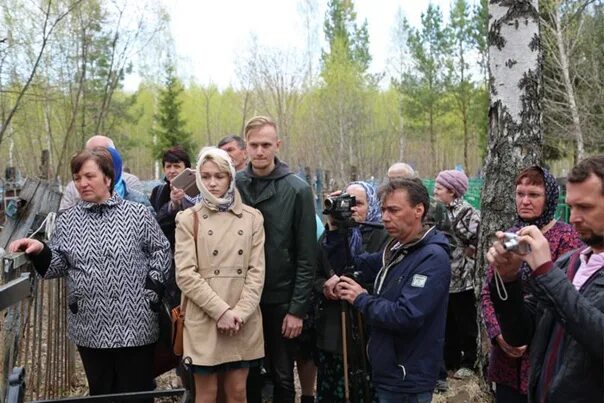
[150,180,177,250]
[149,180,180,308]
[314,226,390,353]
[492,250,604,403]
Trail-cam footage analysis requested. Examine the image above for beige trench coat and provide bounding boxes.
[174,191,265,366]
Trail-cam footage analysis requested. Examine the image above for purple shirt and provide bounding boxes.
[573,248,604,290]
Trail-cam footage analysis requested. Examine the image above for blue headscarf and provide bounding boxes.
[347,181,382,256]
[106,147,126,198]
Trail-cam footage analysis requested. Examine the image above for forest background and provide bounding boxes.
[0,0,602,187]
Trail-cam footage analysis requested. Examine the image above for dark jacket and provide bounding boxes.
[492,250,604,403]
[149,180,182,308]
[235,158,317,317]
[327,226,451,393]
[315,226,390,353]
[150,179,177,250]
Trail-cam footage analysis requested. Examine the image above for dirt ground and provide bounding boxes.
[154,367,493,403]
[26,329,493,403]
[432,373,492,403]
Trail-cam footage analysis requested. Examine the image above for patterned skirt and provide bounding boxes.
[316,350,377,403]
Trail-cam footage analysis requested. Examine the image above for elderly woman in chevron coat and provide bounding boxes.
[174,147,265,403]
[9,147,171,400]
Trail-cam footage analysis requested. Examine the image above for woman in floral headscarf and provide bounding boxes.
[480,166,582,403]
[314,181,390,403]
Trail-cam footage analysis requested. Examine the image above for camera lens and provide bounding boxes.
[503,238,518,251]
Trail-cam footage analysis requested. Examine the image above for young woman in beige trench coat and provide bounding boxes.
[175,147,265,403]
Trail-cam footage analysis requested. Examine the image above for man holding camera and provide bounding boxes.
[236,116,317,403]
[330,178,451,403]
[487,154,604,403]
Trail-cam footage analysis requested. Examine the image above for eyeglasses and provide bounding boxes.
[515,191,544,200]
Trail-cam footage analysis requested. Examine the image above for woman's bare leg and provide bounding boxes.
[194,373,218,403]
[222,368,249,403]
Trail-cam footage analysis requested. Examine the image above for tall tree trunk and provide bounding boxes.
[429,107,436,174]
[477,0,543,377]
[552,3,584,160]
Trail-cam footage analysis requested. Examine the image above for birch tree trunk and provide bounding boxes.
[477,0,543,374]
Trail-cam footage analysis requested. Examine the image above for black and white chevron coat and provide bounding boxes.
[38,194,171,348]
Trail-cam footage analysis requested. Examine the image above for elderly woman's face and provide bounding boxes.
[200,160,230,198]
[74,159,112,203]
[346,184,368,223]
[434,183,455,205]
[515,178,546,220]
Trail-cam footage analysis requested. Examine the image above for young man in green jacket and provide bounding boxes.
[236,116,317,403]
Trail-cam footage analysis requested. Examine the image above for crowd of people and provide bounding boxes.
[8,116,604,403]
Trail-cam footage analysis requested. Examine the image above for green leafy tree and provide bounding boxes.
[152,66,194,159]
[405,4,451,173]
[471,0,489,156]
[322,0,371,73]
[317,0,373,182]
[472,0,489,84]
[449,0,475,170]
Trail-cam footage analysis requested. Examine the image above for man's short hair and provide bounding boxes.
[387,162,415,179]
[378,178,430,220]
[568,154,604,194]
[71,147,115,193]
[243,116,277,140]
[162,145,191,168]
[218,135,245,150]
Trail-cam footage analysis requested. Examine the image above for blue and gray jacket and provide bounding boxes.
[327,226,451,394]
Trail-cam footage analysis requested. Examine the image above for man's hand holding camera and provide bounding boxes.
[486,225,553,281]
[515,226,552,270]
[336,275,368,304]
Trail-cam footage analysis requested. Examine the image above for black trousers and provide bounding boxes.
[443,289,478,370]
[496,383,528,403]
[247,303,297,403]
[78,343,155,402]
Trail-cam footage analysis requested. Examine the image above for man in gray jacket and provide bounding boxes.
[487,154,604,403]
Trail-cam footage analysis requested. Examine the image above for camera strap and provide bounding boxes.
[495,221,558,301]
[494,269,509,301]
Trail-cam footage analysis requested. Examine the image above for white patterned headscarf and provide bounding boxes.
[195,147,237,211]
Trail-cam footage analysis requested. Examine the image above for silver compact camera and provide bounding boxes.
[502,232,531,255]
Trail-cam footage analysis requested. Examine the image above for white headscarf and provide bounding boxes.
[195,147,236,211]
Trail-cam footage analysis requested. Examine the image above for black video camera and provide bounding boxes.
[323,193,356,223]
